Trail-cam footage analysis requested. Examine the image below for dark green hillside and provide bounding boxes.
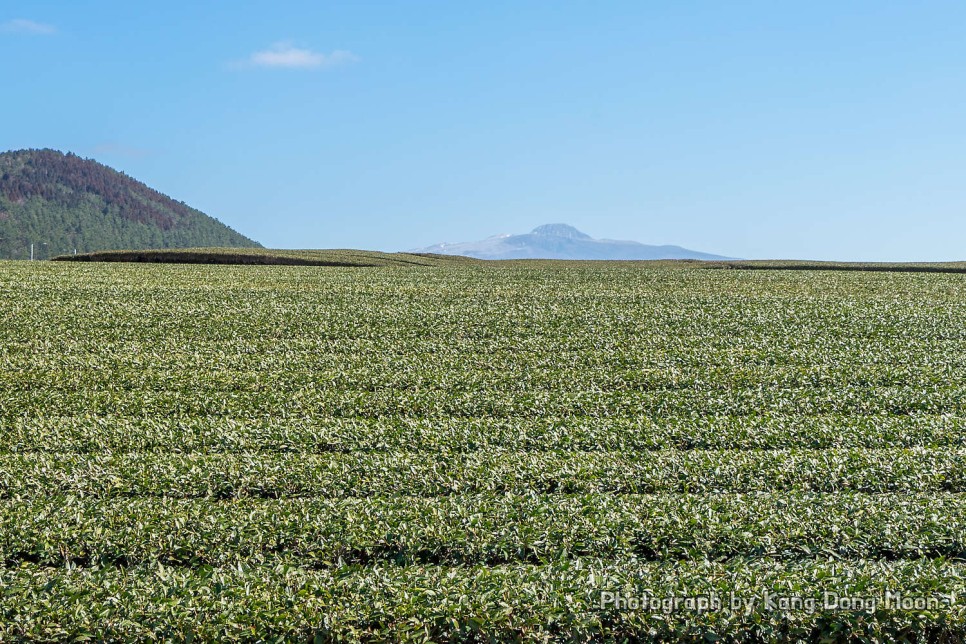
[703,259,966,273]
[55,247,476,267]
[0,149,260,259]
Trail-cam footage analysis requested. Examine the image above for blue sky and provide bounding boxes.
[2,1,965,260]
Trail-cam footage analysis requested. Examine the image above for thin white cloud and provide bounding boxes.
[1,19,56,35]
[245,42,358,69]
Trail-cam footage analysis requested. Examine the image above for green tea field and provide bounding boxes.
[2,260,966,640]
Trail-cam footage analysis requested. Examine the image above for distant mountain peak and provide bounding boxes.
[530,223,591,240]
[414,223,730,261]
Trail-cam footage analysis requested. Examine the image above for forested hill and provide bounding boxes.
[0,149,260,259]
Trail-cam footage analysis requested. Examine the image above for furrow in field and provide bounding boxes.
[1,559,965,641]
[0,493,963,568]
[0,449,961,498]
[3,414,966,452]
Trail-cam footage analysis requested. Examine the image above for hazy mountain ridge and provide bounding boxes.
[416,223,730,260]
[0,149,260,259]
